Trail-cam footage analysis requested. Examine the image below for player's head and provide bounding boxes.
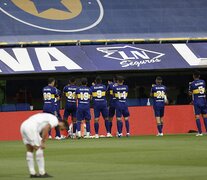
[81,78,88,86]
[48,77,56,87]
[193,70,200,80]
[58,121,69,131]
[95,76,102,84]
[117,75,124,85]
[69,77,76,85]
[155,76,162,85]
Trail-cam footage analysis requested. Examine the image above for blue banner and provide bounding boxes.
[0,43,207,74]
[1,0,207,43]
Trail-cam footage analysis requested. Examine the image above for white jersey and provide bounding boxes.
[20,113,58,146]
[21,113,58,133]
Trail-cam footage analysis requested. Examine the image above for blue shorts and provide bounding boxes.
[194,104,207,115]
[94,104,108,118]
[63,103,77,119]
[153,106,165,117]
[115,103,130,118]
[76,107,91,121]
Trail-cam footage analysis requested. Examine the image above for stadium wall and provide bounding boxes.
[0,105,201,141]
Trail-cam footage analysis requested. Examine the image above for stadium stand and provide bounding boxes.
[0,0,207,45]
[1,104,16,112]
[16,103,30,111]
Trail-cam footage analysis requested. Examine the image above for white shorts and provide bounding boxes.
[20,124,42,147]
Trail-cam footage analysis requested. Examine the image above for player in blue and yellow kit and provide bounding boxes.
[107,77,117,136]
[91,76,111,138]
[43,78,61,139]
[189,71,207,136]
[150,76,168,136]
[113,76,130,137]
[76,78,92,138]
[63,77,77,138]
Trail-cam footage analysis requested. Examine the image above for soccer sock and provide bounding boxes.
[48,130,51,136]
[26,152,36,175]
[109,121,112,133]
[203,118,207,132]
[86,121,90,134]
[196,118,202,134]
[55,126,60,137]
[161,122,164,131]
[94,122,99,134]
[117,121,123,134]
[125,120,130,133]
[73,123,77,134]
[36,149,45,175]
[104,120,109,133]
[77,121,81,132]
[157,123,162,134]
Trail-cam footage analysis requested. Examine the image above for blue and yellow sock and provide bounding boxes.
[117,121,123,134]
[157,123,162,134]
[77,121,81,132]
[104,120,109,133]
[109,121,112,133]
[73,123,77,133]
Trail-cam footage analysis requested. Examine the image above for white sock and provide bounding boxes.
[26,152,36,175]
[36,148,45,175]
[77,131,81,137]
[86,132,90,136]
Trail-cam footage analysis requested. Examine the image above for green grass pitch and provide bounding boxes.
[0,135,207,180]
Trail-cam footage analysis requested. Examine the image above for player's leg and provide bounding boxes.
[71,105,77,138]
[102,106,111,136]
[154,106,163,136]
[85,109,91,137]
[25,144,37,177]
[116,106,123,137]
[201,105,207,133]
[123,106,130,136]
[63,107,70,136]
[159,106,165,135]
[94,107,100,138]
[108,106,115,134]
[76,109,83,138]
[194,105,202,136]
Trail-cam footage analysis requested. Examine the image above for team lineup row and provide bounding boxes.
[42,71,207,138]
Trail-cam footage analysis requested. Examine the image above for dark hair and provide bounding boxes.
[156,76,162,81]
[69,77,76,84]
[193,70,200,78]
[95,76,102,84]
[116,75,124,82]
[48,77,56,84]
[81,78,88,85]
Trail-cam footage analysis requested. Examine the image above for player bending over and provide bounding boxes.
[189,70,207,136]
[113,76,130,137]
[91,76,111,138]
[150,76,168,136]
[20,113,67,178]
[76,78,92,138]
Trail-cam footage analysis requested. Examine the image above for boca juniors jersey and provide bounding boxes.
[151,84,167,107]
[63,85,77,104]
[91,84,107,105]
[189,79,206,106]
[113,85,128,103]
[76,86,92,108]
[42,85,57,113]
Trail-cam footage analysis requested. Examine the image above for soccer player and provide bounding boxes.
[150,76,168,136]
[189,70,207,136]
[76,78,92,138]
[20,113,67,178]
[107,76,117,136]
[91,76,111,138]
[113,76,130,137]
[63,77,78,138]
[42,78,60,140]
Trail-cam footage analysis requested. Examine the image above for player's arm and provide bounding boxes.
[188,82,192,96]
[150,84,154,97]
[40,124,51,149]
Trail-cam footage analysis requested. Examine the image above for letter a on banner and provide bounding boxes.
[35,47,82,71]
